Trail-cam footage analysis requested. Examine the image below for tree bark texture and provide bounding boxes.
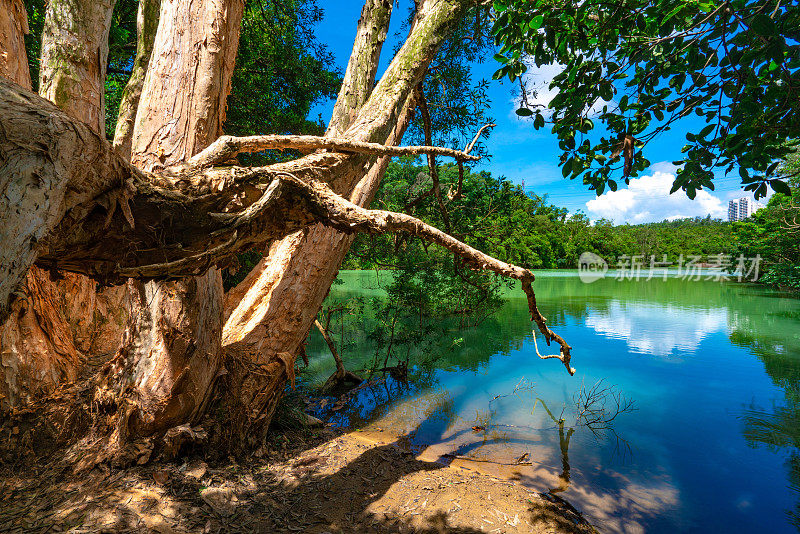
[113,0,244,437]
[0,0,31,88]
[113,0,161,161]
[0,0,126,411]
[39,0,116,135]
[131,0,243,173]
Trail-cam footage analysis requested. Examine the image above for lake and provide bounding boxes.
[303,270,800,533]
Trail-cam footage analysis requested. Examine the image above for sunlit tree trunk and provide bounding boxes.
[0,0,125,410]
[0,0,30,88]
[110,0,243,437]
[219,0,462,445]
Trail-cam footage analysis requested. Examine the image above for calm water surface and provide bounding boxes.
[304,270,800,533]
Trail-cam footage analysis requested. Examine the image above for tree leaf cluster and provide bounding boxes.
[491,0,800,199]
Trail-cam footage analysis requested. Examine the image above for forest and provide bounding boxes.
[341,160,739,272]
[1,0,799,531]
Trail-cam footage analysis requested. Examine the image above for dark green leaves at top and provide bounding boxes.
[489,0,800,200]
[529,15,544,30]
[750,14,777,36]
[770,179,792,196]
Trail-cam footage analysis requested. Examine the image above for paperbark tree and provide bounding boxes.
[0,0,125,410]
[0,0,574,457]
[112,0,160,161]
[106,0,243,438]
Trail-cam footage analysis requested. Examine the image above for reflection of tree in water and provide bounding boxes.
[743,390,800,529]
[532,381,635,495]
[736,327,800,529]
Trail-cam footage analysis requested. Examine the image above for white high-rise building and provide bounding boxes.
[728,197,765,222]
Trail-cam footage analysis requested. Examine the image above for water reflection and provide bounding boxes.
[585,301,729,357]
[304,271,800,533]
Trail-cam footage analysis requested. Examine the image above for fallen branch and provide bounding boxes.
[186,134,482,169]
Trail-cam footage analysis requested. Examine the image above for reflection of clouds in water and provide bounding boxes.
[585,300,729,357]
[561,472,679,534]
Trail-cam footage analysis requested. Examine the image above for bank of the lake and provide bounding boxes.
[303,270,800,533]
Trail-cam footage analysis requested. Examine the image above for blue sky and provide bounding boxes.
[309,1,765,224]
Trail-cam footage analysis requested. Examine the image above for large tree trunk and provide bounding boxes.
[219,0,396,445]
[110,0,243,438]
[39,0,115,135]
[0,0,30,88]
[219,0,463,445]
[0,0,125,411]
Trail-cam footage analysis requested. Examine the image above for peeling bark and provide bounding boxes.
[0,0,126,411]
[115,0,244,437]
[113,0,161,160]
[39,0,116,134]
[0,0,31,88]
[131,0,244,172]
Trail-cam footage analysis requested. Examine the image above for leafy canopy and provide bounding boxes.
[491,0,800,199]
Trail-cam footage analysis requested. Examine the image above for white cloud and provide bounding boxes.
[513,62,612,119]
[585,168,727,224]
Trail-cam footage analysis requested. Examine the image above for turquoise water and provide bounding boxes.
[304,270,800,533]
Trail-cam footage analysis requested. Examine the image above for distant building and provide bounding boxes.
[728,197,765,222]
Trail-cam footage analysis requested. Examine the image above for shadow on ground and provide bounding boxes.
[0,419,594,533]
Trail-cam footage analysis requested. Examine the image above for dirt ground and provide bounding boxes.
[0,425,595,534]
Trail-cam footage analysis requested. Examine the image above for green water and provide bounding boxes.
[303,270,800,533]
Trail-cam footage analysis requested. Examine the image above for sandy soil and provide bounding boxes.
[0,426,595,533]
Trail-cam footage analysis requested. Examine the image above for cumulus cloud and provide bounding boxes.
[585,167,727,224]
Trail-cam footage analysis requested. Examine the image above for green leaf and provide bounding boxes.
[562,157,573,177]
[771,179,792,195]
[750,14,776,36]
[739,167,750,180]
[534,113,545,129]
[529,15,544,30]
[493,1,507,13]
[515,107,534,117]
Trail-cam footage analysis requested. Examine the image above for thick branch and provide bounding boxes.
[326,0,393,136]
[186,134,481,169]
[297,175,576,375]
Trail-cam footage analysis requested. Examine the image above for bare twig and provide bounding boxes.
[463,122,496,155]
